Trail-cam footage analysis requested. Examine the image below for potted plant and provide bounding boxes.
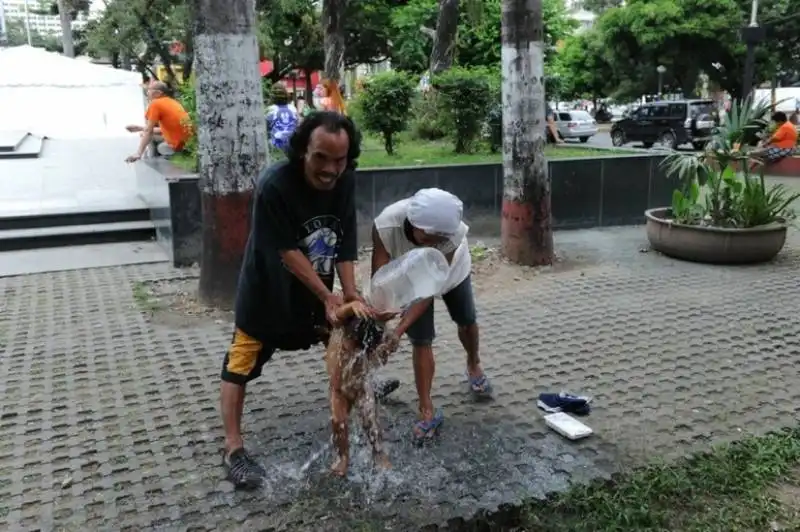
[645,97,800,264]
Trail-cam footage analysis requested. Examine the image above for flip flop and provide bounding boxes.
[412,409,444,446]
[467,373,494,399]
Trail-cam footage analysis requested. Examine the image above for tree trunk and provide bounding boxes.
[500,0,553,266]
[57,0,74,57]
[429,0,459,75]
[305,68,314,105]
[193,0,267,308]
[322,0,346,81]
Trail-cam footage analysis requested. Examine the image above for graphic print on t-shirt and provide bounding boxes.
[299,215,341,277]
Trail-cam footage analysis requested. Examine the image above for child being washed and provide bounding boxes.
[325,300,398,476]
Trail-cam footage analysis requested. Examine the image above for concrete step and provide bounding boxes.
[0,220,156,252]
[0,131,27,152]
[0,207,151,231]
[0,134,43,159]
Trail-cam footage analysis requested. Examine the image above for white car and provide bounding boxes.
[553,110,599,143]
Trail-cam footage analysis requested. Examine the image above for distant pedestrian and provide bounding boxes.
[319,79,347,115]
[296,95,314,121]
[266,85,298,152]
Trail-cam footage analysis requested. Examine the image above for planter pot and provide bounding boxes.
[645,207,788,264]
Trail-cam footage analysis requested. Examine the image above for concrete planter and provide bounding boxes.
[645,207,788,264]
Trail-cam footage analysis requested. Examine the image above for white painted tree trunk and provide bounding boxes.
[500,0,553,266]
[193,0,267,307]
[323,0,347,81]
[57,0,74,57]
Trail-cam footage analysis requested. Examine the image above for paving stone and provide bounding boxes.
[1,227,800,530]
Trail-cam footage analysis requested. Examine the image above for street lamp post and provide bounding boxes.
[657,65,666,99]
[741,0,765,99]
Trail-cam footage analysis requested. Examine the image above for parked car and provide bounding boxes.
[609,99,717,150]
[553,110,598,143]
[593,105,613,123]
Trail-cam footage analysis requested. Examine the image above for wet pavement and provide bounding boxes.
[1,226,800,531]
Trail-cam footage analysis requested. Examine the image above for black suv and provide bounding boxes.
[610,99,718,150]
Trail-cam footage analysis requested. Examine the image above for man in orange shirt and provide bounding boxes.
[752,111,798,165]
[125,81,192,163]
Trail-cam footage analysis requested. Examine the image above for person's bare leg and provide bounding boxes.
[326,329,352,476]
[458,323,483,378]
[329,391,351,476]
[358,379,390,469]
[412,344,436,421]
[221,381,246,454]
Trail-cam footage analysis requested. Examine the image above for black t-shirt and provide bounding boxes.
[234,161,358,349]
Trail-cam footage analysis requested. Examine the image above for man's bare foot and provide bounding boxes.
[330,456,349,477]
[374,452,391,470]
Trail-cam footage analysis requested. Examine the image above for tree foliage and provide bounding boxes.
[557,0,800,101]
[389,0,576,73]
[85,0,400,85]
[353,70,417,154]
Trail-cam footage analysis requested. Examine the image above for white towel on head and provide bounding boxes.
[407,188,463,236]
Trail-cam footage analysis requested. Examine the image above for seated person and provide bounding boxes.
[751,111,798,166]
[125,81,192,162]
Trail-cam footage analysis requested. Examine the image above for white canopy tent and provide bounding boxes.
[0,46,147,138]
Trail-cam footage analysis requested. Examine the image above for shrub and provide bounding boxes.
[178,80,198,164]
[353,71,417,155]
[433,67,494,153]
[410,92,447,141]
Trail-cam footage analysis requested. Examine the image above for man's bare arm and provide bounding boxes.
[371,224,391,278]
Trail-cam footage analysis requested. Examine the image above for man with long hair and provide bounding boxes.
[218,112,398,489]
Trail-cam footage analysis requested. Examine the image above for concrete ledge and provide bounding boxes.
[136,152,674,266]
[135,158,202,267]
[0,134,45,159]
[764,155,800,177]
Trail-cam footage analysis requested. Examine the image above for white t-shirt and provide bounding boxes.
[373,199,471,294]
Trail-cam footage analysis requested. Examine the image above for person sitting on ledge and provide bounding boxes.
[750,111,798,169]
[125,81,192,163]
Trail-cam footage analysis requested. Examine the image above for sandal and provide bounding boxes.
[412,409,444,446]
[467,373,494,399]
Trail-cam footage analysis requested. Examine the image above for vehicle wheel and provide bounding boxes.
[579,137,590,143]
[692,141,707,151]
[611,130,625,147]
[657,131,678,150]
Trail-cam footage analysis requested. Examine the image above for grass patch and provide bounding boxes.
[470,242,491,262]
[358,135,624,168]
[169,134,628,173]
[515,428,800,532]
[131,281,161,313]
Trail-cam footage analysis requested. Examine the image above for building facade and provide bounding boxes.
[1,0,99,37]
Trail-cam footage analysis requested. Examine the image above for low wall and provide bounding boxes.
[136,151,673,267]
[763,155,800,177]
[136,158,202,267]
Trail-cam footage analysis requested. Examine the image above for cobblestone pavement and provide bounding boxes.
[2,227,800,531]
